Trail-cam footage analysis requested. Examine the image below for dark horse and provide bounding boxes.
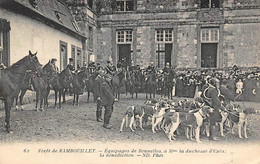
[145,72,157,99]
[164,69,176,100]
[0,51,41,132]
[127,70,142,99]
[43,62,73,108]
[72,69,88,105]
[111,70,125,100]
[85,71,98,103]
[15,70,48,111]
[15,70,34,111]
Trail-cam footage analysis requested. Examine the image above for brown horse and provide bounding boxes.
[44,67,73,108]
[127,70,142,99]
[0,51,42,132]
[111,70,125,100]
[85,71,98,103]
[72,69,88,105]
[15,70,34,110]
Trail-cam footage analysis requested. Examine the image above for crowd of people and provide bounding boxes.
[175,65,260,102]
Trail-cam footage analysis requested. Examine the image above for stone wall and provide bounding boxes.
[176,25,198,68]
[96,27,113,64]
[136,26,153,68]
[223,23,260,67]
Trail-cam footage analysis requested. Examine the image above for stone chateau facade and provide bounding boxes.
[1,0,260,70]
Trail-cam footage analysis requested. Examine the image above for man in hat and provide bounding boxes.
[93,66,105,123]
[80,61,88,71]
[87,62,96,74]
[202,78,227,141]
[50,58,59,74]
[67,58,75,72]
[128,60,136,73]
[162,62,171,75]
[105,61,116,76]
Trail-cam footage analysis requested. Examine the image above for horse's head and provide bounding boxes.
[27,50,42,73]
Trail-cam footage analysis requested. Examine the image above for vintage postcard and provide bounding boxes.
[0,0,259,164]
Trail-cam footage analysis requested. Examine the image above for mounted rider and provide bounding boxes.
[145,62,156,81]
[49,58,59,74]
[104,60,116,81]
[66,58,75,73]
[87,61,96,74]
[162,62,171,76]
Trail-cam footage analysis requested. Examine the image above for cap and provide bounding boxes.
[51,58,57,62]
[107,61,111,64]
[69,58,74,62]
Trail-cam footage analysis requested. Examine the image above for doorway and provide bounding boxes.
[201,43,217,68]
[156,43,172,68]
[118,44,131,67]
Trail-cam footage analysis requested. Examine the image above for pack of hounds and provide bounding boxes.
[119,97,258,143]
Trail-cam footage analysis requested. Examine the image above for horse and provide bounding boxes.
[0,51,42,132]
[44,67,73,108]
[164,69,176,100]
[127,70,142,99]
[31,73,48,111]
[145,71,157,99]
[111,69,125,100]
[15,70,35,111]
[85,71,98,103]
[72,69,88,105]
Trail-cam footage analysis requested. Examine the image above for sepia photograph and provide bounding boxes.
[0,0,259,163]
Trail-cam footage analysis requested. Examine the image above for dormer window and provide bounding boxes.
[29,0,38,9]
[116,0,134,12]
[201,0,220,8]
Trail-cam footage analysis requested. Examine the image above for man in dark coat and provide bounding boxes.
[93,67,115,129]
[227,75,236,97]
[162,62,171,75]
[202,78,226,141]
[220,79,235,105]
[66,58,75,72]
[175,74,185,97]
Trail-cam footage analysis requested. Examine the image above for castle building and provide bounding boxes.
[0,0,259,70]
[95,0,260,69]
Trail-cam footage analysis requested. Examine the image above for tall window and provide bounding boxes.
[201,28,219,43]
[0,31,3,63]
[89,26,93,50]
[60,41,68,71]
[155,29,173,68]
[77,47,82,69]
[0,31,3,51]
[116,30,133,44]
[201,0,220,8]
[116,0,134,12]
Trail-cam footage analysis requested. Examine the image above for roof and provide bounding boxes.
[0,0,86,40]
